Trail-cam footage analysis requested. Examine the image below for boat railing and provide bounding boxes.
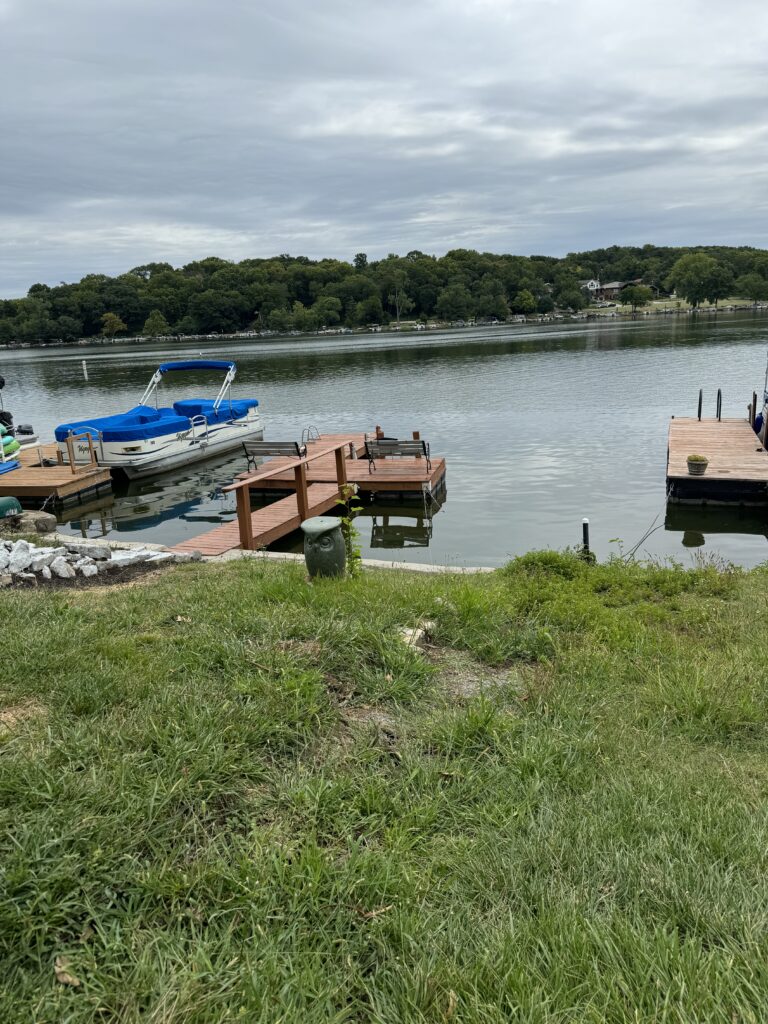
[189,415,209,443]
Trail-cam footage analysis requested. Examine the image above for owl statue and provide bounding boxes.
[301,516,347,578]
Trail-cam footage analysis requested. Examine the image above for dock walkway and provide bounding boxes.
[667,417,768,504]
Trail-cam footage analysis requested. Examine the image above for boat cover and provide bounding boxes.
[54,398,258,443]
[0,460,19,475]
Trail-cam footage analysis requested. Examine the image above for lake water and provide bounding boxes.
[3,313,768,568]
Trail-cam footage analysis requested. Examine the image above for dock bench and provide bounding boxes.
[243,440,307,472]
[365,438,431,473]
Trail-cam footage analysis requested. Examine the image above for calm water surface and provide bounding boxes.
[3,314,768,568]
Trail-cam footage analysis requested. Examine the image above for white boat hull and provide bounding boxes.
[59,414,264,478]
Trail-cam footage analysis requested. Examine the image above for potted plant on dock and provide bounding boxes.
[687,453,709,476]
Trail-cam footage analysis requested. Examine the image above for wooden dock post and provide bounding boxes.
[413,430,421,460]
[334,446,348,488]
[294,462,309,521]
[236,486,253,549]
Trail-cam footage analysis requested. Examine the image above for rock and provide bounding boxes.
[397,620,436,650]
[74,557,96,569]
[0,574,11,587]
[50,556,76,579]
[108,551,145,568]
[65,541,111,561]
[17,571,37,585]
[30,549,57,571]
[7,541,32,574]
[17,510,57,534]
[144,552,175,564]
[0,548,9,571]
[41,565,52,580]
[79,563,98,578]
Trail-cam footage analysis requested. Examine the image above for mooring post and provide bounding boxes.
[752,391,758,426]
[413,429,421,460]
[697,388,703,421]
[582,517,590,555]
[82,359,88,380]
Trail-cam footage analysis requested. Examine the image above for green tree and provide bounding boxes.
[142,309,171,337]
[311,295,342,327]
[555,288,586,311]
[736,273,768,306]
[100,312,127,337]
[667,254,719,308]
[621,285,654,314]
[704,263,734,307]
[435,283,472,321]
[511,289,536,314]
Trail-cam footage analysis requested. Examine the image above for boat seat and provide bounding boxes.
[173,399,258,423]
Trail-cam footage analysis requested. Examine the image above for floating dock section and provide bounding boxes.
[0,443,112,508]
[667,417,768,505]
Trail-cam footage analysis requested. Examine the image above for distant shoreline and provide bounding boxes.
[2,302,767,352]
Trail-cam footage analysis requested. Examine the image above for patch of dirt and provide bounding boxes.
[276,638,323,660]
[0,699,46,733]
[428,647,527,700]
[337,706,401,758]
[8,562,173,592]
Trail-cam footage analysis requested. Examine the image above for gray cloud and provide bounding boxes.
[2,0,768,295]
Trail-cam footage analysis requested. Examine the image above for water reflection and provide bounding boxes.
[664,503,768,560]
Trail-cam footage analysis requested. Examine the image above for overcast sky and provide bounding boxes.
[1,0,767,296]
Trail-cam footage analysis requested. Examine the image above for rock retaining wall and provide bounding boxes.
[0,538,200,587]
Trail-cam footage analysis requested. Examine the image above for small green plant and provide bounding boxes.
[335,484,363,576]
[687,453,708,462]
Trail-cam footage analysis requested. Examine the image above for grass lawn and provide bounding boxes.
[3,553,768,1022]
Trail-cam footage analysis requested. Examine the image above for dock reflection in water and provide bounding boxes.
[664,504,768,558]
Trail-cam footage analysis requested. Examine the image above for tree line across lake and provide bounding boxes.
[3,244,768,344]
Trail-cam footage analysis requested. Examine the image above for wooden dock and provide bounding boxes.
[0,443,112,507]
[667,417,768,504]
[236,433,446,496]
[173,431,446,557]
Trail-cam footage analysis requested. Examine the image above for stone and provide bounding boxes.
[0,574,11,587]
[79,563,98,578]
[144,552,175,564]
[0,548,9,571]
[17,571,37,585]
[50,556,76,579]
[65,541,112,561]
[41,565,52,580]
[16,510,57,534]
[109,551,144,567]
[30,549,57,571]
[8,541,32,574]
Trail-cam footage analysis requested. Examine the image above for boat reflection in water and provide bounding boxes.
[664,503,768,556]
[58,448,243,545]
